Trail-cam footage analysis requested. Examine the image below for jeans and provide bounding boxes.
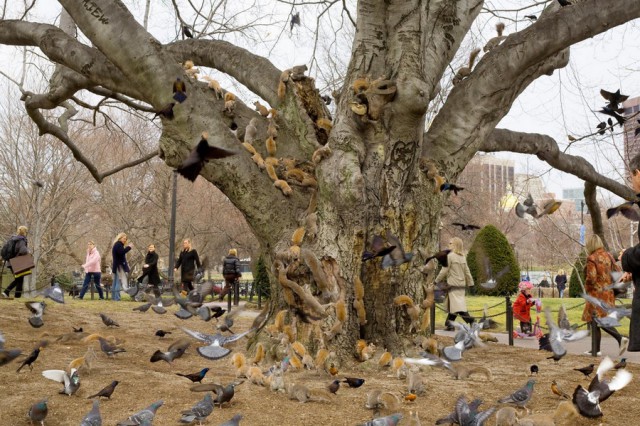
[112,268,128,301]
[79,272,103,299]
[559,289,565,298]
[4,275,24,298]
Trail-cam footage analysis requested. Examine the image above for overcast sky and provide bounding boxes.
[1,1,639,204]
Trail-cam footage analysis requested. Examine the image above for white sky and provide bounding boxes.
[1,1,639,204]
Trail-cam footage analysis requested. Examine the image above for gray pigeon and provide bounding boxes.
[43,283,64,303]
[28,399,48,425]
[81,400,102,426]
[116,400,164,425]
[42,368,81,395]
[435,398,482,425]
[180,393,214,424]
[133,303,152,313]
[99,313,119,327]
[150,346,186,364]
[218,414,243,426]
[581,293,631,327]
[442,340,466,362]
[498,379,535,409]
[381,231,413,269]
[358,413,403,426]
[181,327,254,360]
[0,331,22,366]
[25,301,45,328]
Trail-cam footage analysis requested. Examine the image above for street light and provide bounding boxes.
[167,171,178,290]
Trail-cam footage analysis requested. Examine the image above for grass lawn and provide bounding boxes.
[435,295,631,336]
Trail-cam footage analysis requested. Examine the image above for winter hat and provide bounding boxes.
[518,281,533,291]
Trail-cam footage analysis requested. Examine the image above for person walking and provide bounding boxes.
[175,239,201,294]
[220,248,242,301]
[435,237,475,330]
[79,241,104,300]
[138,244,161,297]
[111,233,132,302]
[583,234,628,356]
[555,269,567,298]
[1,226,31,298]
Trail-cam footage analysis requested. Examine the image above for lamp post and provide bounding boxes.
[167,171,178,291]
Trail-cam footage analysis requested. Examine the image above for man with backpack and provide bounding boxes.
[1,226,31,298]
[219,248,241,301]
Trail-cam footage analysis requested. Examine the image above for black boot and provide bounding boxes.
[444,321,455,331]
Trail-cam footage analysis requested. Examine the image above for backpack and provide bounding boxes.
[1,238,15,261]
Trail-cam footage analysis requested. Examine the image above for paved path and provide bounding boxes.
[435,329,639,363]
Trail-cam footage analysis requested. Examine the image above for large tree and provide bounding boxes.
[0,0,638,356]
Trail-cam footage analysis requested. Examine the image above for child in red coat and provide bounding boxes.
[513,281,535,334]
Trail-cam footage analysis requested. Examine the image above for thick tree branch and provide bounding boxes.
[24,99,156,183]
[0,20,143,100]
[165,40,281,107]
[424,0,640,166]
[481,129,635,200]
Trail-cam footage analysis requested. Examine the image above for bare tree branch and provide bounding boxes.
[24,99,156,183]
[481,128,635,201]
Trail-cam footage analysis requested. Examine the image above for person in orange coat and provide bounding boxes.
[513,281,535,334]
[583,234,628,355]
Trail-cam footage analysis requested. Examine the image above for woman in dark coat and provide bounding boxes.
[2,226,30,298]
[621,245,640,352]
[111,232,132,301]
[138,244,160,295]
[175,239,201,293]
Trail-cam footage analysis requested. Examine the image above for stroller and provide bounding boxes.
[513,298,543,339]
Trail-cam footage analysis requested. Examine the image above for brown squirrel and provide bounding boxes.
[365,389,400,411]
[356,339,376,361]
[452,48,481,85]
[352,77,370,94]
[378,351,393,367]
[251,343,265,365]
[394,295,421,331]
[224,92,236,113]
[290,64,308,81]
[483,22,507,52]
[254,101,270,117]
[406,371,425,395]
[265,137,277,156]
[274,179,293,196]
[449,365,492,380]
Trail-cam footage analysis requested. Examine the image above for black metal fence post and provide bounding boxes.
[257,286,262,309]
[430,302,436,335]
[506,296,513,346]
[233,279,240,306]
[590,319,598,356]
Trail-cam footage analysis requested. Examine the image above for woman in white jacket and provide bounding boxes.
[435,237,474,330]
[79,241,104,299]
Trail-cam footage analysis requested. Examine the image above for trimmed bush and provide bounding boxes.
[467,225,520,296]
[253,255,270,299]
[569,249,587,298]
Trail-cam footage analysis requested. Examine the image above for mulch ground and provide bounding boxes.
[0,297,638,425]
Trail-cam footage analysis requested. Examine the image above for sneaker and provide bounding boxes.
[620,337,629,356]
[583,350,602,356]
[0,292,8,298]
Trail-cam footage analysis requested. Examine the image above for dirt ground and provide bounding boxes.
[1,297,638,426]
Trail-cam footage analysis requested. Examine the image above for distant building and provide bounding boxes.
[623,96,640,172]
[458,154,515,209]
[562,188,586,213]
[513,174,549,202]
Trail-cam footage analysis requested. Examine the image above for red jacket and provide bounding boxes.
[513,291,534,323]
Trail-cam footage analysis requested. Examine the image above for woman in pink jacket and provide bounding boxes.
[79,241,104,299]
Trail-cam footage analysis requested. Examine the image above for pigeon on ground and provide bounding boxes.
[218,414,243,426]
[176,368,210,383]
[86,335,126,357]
[116,400,164,425]
[442,340,466,362]
[179,393,214,425]
[99,313,119,327]
[358,413,403,426]
[81,400,102,426]
[87,380,119,399]
[436,395,495,426]
[498,379,535,409]
[588,356,633,403]
[191,382,241,406]
[132,303,151,313]
[42,368,81,395]
[25,301,46,328]
[0,331,21,366]
[28,399,48,425]
[150,346,187,364]
[181,327,254,360]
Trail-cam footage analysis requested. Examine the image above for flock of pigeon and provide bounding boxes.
[1,274,636,425]
[0,282,254,425]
